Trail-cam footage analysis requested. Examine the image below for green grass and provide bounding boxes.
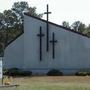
[1,84,90,90]
[0,76,90,90]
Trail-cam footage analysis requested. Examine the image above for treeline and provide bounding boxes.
[0,1,42,56]
[62,21,90,36]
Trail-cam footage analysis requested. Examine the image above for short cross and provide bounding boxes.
[50,32,57,59]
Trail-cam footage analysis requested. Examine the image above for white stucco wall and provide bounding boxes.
[3,34,24,69]
[4,14,90,75]
[24,15,90,75]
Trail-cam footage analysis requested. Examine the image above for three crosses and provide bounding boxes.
[37,4,57,61]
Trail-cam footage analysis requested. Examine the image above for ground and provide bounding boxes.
[0,76,90,90]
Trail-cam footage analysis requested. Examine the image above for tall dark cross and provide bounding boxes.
[50,32,57,59]
[44,4,51,52]
[37,26,45,61]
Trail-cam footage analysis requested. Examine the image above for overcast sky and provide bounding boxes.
[0,0,90,25]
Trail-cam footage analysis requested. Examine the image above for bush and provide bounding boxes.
[47,69,63,76]
[5,68,20,76]
[3,68,32,76]
[75,70,90,76]
[3,68,9,75]
[18,71,32,76]
[75,71,87,76]
[87,72,90,75]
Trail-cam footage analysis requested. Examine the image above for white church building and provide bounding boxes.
[3,11,90,75]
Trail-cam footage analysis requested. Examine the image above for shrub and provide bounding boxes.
[3,68,32,76]
[75,71,87,76]
[75,70,90,76]
[18,71,32,76]
[6,68,20,76]
[47,69,63,76]
[87,72,90,75]
[3,68,9,75]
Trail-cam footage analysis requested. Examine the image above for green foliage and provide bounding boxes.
[11,1,42,23]
[18,71,32,76]
[47,69,63,76]
[62,20,90,36]
[0,1,42,56]
[75,69,90,76]
[75,71,87,76]
[4,68,20,76]
[71,21,86,32]
[3,68,8,75]
[83,24,90,36]
[4,68,32,76]
[62,21,70,28]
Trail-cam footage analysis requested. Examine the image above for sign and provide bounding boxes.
[0,57,2,79]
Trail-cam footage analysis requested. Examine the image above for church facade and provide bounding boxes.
[3,13,90,75]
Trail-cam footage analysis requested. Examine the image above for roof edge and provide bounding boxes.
[24,13,90,38]
[5,32,24,47]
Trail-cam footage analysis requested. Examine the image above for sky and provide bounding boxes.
[0,0,90,25]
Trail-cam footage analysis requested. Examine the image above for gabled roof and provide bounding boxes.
[24,13,90,38]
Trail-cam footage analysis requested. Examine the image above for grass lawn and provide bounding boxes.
[0,76,90,90]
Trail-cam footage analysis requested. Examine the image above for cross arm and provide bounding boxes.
[50,40,57,43]
[44,12,52,14]
[37,34,45,36]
